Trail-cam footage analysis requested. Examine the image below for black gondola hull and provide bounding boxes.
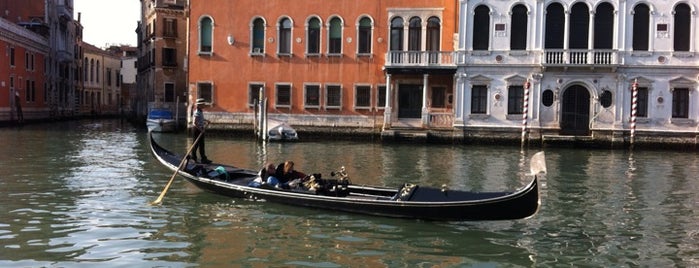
[150,134,541,221]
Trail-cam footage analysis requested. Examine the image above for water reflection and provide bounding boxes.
[0,120,698,267]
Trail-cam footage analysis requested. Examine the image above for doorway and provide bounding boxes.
[560,85,590,135]
[398,84,422,118]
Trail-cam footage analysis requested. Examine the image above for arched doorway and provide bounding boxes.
[560,85,590,135]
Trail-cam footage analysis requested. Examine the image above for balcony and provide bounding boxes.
[542,49,618,68]
[385,51,456,68]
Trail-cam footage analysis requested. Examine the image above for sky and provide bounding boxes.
[74,0,141,48]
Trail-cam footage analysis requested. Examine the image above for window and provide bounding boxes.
[408,17,421,51]
[107,68,112,86]
[594,3,614,50]
[10,47,15,66]
[431,87,446,108]
[307,17,321,54]
[248,84,264,106]
[116,70,121,86]
[279,18,292,54]
[252,18,265,54]
[90,59,94,82]
[84,58,88,81]
[162,48,177,67]
[164,18,177,38]
[600,90,612,108]
[25,52,30,70]
[198,82,213,103]
[377,85,386,108]
[357,17,372,54]
[511,4,528,50]
[328,17,342,54]
[508,85,524,115]
[276,84,291,107]
[569,3,589,50]
[326,85,342,109]
[355,85,371,109]
[199,17,213,53]
[304,84,320,108]
[473,5,490,50]
[390,17,404,51]
[471,85,487,114]
[96,61,100,83]
[633,87,648,117]
[545,3,565,49]
[672,88,689,119]
[632,4,650,51]
[426,17,440,52]
[673,3,691,52]
[165,83,175,102]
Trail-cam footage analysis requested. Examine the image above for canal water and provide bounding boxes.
[0,120,697,267]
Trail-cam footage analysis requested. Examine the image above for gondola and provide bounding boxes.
[149,133,545,221]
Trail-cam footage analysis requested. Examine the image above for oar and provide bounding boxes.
[151,123,207,205]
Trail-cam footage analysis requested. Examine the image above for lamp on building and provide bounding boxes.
[227,34,235,45]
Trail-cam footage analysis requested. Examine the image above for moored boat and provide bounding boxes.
[149,133,545,221]
[146,109,176,132]
[267,120,298,141]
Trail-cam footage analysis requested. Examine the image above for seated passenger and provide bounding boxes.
[273,161,306,189]
[248,162,276,187]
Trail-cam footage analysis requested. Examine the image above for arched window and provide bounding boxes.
[90,59,94,82]
[328,17,342,54]
[408,17,421,51]
[673,3,691,51]
[252,18,265,54]
[510,4,527,50]
[569,3,589,49]
[307,17,321,54]
[278,18,292,54]
[426,17,440,52]
[473,5,490,50]
[390,17,404,51]
[632,4,650,51]
[357,16,372,54]
[594,3,614,49]
[545,3,564,49]
[83,57,88,81]
[199,16,213,53]
[96,61,100,83]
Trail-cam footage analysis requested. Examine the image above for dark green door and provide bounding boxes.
[560,85,590,135]
[398,84,422,118]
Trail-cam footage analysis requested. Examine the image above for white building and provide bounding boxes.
[455,0,698,146]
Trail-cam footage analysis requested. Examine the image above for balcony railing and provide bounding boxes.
[542,49,618,67]
[385,51,456,68]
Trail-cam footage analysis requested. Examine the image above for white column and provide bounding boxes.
[588,11,595,64]
[383,74,392,129]
[453,73,464,125]
[422,74,429,126]
[563,10,570,50]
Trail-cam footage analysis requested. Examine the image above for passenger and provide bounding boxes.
[249,162,276,187]
[275,161,306,189]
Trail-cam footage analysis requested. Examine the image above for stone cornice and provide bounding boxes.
[0,18,49,52]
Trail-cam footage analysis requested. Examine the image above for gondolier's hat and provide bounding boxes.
[195,98,206,105]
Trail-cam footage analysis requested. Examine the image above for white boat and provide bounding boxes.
[146,109,176,132]
[267,120,298,141]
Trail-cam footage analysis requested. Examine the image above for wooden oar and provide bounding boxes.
[151,123,207,205]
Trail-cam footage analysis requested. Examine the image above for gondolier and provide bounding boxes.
[191,98,211,164]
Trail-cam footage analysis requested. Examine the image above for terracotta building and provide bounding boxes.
[0,17,48,123]
[136,0,189,123]
[186,0,459,132]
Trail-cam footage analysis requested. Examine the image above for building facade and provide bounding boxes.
[136,0,189,122]
[0,17,49,123]
[0,0,78,121]
[81,43,122,115]
[186,0,459,130]
[455,0,698,146]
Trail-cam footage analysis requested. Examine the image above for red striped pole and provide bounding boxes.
[521,79,530,145]
[630,79,638,146]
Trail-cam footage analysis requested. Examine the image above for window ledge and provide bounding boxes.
[356,53,372,58]
[670,118,695,126]
[198,51,213,56]
[506,114,523,120]
[305,53,321,57]
[250,52,265,57]
[277,53,292,57]
[325,106,342,110]
[672,52,695,58]
[469,114,490,119]
[304,105,321,109]
[326,53,342,57]
[354,107,371,110]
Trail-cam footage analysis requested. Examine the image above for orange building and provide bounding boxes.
[1,17,48,123]
[187,0,458,131]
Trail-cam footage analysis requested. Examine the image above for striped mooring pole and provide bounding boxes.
[630,79,638,145]
[521,79,531,145]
